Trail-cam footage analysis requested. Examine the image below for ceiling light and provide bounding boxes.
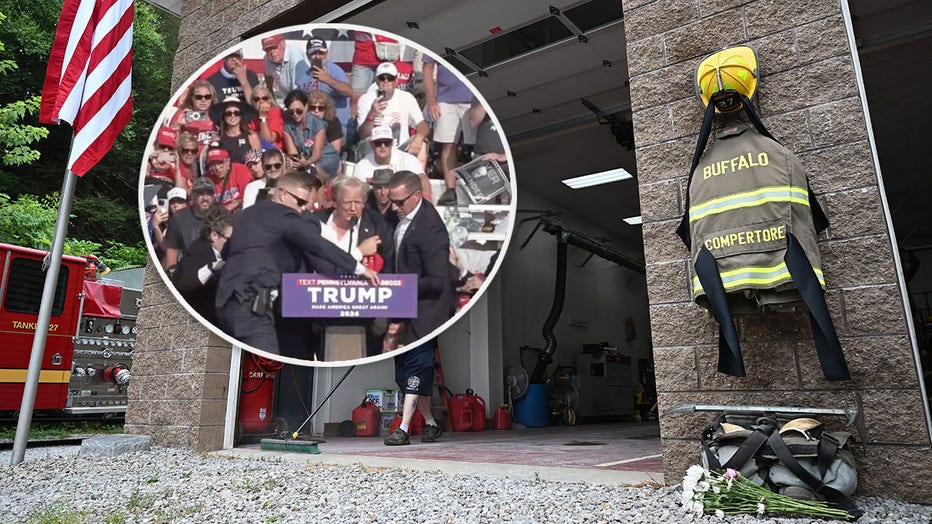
[561,168,632,189]
[622,215,642,225]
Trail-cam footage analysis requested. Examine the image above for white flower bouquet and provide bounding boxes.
[680,465,854,520]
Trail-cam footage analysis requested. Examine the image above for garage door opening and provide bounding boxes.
[847,0,932,418]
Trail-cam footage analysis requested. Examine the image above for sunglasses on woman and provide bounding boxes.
[193,93,212,101]
[288,108,305,116]
[308,105,326,111]
[224,110,241,117]
[252,95,270,102]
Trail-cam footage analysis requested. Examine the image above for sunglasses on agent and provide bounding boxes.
[389,190,419,207]
[281,188,308,208]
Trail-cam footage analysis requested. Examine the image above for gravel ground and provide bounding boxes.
[0,446,929,524]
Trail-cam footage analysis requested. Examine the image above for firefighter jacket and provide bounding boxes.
[689,123,822,310]
[678,114,850,381]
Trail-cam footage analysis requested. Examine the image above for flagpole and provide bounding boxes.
[11,167,78,466]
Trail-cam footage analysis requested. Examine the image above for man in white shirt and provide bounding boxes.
[353,125,430,199]
[356,62,428,163]
[316,176,392,360]
[319,176,382,263]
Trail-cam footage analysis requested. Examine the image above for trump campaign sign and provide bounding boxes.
[281,273,417,318]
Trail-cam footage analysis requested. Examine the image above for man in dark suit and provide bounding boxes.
[383,170,454,446]
[215,171,380,356]
[170,207,234,326]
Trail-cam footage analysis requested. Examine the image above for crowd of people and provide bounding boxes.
[145,31,507,206]
[142,29,512,445]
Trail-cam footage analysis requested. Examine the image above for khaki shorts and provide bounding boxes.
[433,102,476,144]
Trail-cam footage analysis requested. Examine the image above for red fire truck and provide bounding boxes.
[0,242,139,418]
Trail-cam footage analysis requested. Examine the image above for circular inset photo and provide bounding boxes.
[139,24,516,366]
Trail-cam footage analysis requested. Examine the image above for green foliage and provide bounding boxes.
[0,420,124,440]
[104,513,127,524]
[0,11,49,166]
[70,195,142,246]
[24,501,89,524]
[0,192,146,269]
[0,0,179,247]
[0,192,59,248]
[127,490,156,513]
[101,240,149,270]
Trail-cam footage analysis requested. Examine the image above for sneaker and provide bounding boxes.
[421,424,443,443]
[384,428,410,446]
[437,188,457,206]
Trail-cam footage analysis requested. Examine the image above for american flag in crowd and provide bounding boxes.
[39,0,134,176]
[191,28,418,98]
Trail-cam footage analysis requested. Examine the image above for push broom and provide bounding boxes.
[260,365,356,454]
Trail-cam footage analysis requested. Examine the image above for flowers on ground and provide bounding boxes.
[680,465,853,520]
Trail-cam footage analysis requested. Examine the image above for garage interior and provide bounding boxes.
[215,0,931,471]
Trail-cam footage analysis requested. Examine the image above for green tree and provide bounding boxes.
[0,0,179,247]
[0,192,147,269]
[0,12,48,166]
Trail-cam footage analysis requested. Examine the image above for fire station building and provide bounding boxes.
[127,0,932,502]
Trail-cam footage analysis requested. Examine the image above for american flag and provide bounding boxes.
[39,0,134,176]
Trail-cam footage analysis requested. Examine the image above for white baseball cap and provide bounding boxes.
[167,187,188,202]
[376,62,398,78]
[371,125,394,143]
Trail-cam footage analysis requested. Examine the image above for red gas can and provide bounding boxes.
[449,393,474,431]
[353,399,381,436]
[494,404,512,430]
[467,389,487,431]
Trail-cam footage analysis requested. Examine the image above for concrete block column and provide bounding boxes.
[125,260,232,452]
[623,0,931,502]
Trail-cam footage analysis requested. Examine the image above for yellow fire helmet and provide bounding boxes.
[695,45,759,113]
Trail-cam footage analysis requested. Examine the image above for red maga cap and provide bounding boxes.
[157,126,178,148]
[261,34,284,50]
[207,147,230,164]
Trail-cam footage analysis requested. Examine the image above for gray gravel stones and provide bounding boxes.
[0,446,929,523]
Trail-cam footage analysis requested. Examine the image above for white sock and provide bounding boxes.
[399,423,409,433]
[426,418,437,427]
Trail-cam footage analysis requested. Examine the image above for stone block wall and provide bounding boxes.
[127,0,310,453]
[172,0,305,86]
[125,260,232,452]
[623,0,931,502]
